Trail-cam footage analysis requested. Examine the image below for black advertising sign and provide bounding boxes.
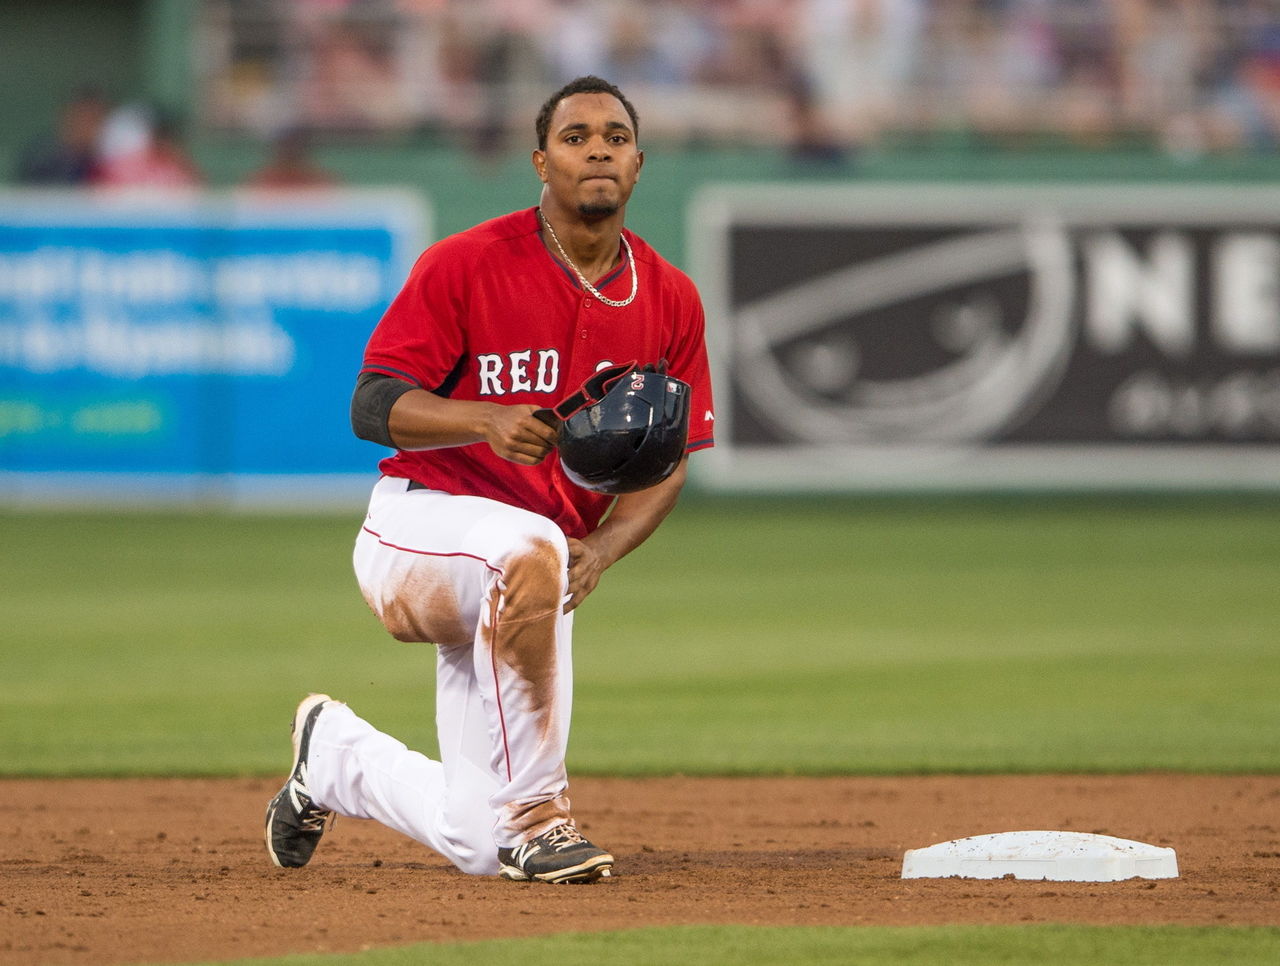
[689,185,1280,489]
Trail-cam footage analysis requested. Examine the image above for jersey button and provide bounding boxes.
[584,297,593,307]
[580,331,588,340]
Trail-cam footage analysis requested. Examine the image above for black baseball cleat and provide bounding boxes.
[264,693,336,868]
[497,823,614,883]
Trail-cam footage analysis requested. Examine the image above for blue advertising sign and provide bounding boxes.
[0,191,428,504]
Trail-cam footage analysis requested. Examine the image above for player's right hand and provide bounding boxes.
[482,403,559,465]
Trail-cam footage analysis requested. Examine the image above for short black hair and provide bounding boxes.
[535,75,639,150]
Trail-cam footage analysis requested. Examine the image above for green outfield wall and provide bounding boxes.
[8,131,1280,276]
[189,142,1280,273]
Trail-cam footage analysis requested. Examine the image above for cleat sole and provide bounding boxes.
[508,854,614,884]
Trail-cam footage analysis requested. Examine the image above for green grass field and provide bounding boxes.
[3,496,1278,776]
[3,495,1278,964]
[185,924,1280,966]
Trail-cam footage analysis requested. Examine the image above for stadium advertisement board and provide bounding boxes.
[690,184,1280,490]
[0,191,426,504]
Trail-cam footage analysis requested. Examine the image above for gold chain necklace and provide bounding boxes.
[539,209,637,308]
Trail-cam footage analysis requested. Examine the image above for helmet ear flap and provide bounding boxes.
[550,361,636,421]
[553,363,691,494]
[581,363,634,406]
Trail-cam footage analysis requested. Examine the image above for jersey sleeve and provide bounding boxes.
[665,279,716,453]
[361,241,468,393]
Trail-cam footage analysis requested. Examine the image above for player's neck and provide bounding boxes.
[537,204,625,283]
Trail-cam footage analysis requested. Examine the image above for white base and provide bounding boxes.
[901,830,1178,882]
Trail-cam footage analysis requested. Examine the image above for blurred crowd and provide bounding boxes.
[197,0,1280,157]
[15,0,1280,184]
[14,88,340,190]
[16,93,206,189]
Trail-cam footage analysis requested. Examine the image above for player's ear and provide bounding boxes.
[635,149,644,179]
[532,149,548,183]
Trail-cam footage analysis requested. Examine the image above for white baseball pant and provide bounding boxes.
[304,475,577,875]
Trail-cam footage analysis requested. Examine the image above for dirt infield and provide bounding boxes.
[2,774,1277,965]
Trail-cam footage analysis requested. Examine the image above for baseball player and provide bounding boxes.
[265,75,715,884]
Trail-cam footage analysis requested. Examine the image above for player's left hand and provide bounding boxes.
[564,537,606,612]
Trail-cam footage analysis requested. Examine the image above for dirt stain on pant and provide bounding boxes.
[368,534,573,837]
[487,537,565,720]
[500,793,573,840]
[370,565,473,645]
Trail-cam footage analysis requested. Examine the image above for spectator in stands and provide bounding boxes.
[94,107,203,189]
[15,86,109,185]
[1207,22,1280,151]
[794,0,925,148]
[543,0,613,83]
[243,128,340,190]
[784,76,850,164]
[1108,0,1213,157]
[299,15,410,132]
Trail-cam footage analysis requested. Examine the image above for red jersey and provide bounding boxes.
[361,207,716,538]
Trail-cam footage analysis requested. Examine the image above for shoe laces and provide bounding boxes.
[543,823,587,851]
[289,766,332,834]
[298,805,330,834]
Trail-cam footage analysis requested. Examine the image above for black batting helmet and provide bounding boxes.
[538,361,690,494]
